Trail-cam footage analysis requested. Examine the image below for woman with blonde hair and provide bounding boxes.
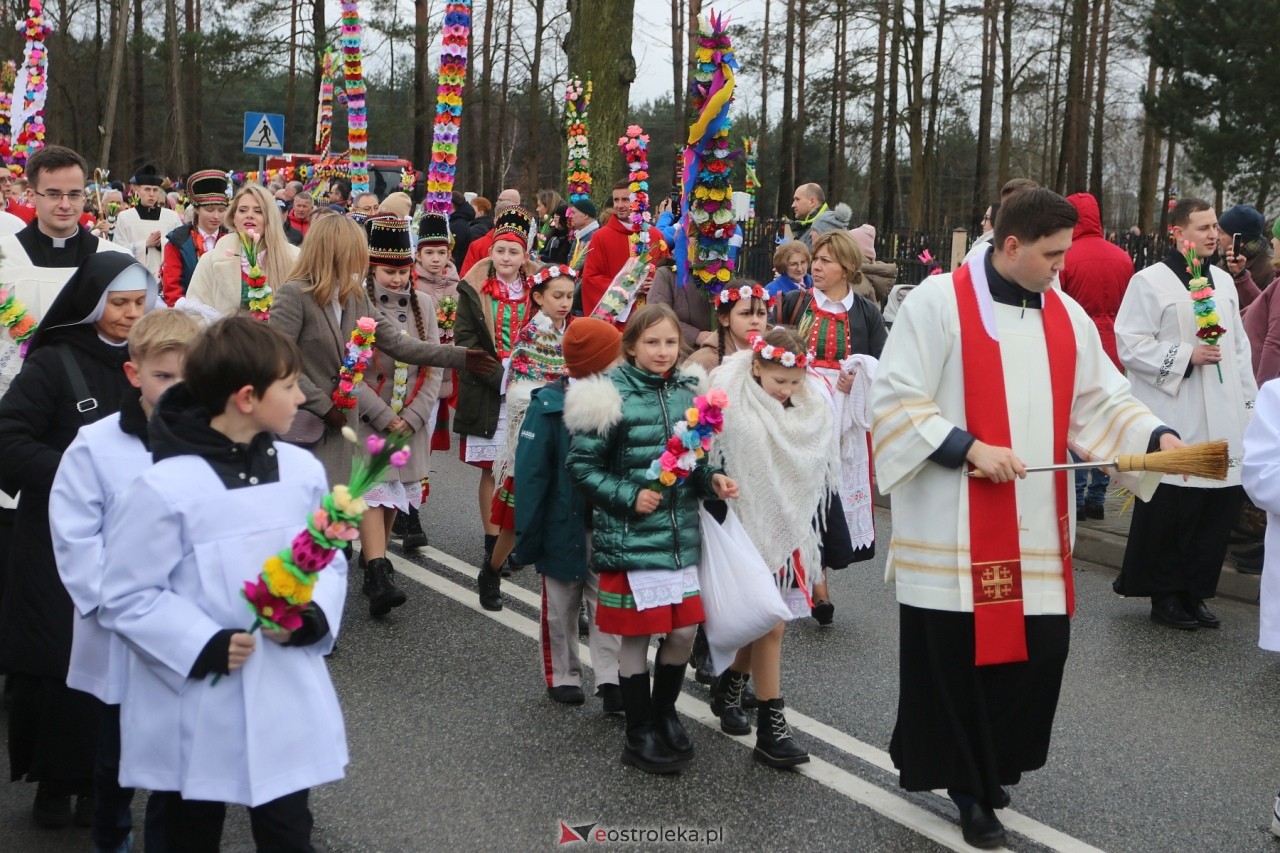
[269,214,498,489]
[774,229,886,624]
[183,182,300,319]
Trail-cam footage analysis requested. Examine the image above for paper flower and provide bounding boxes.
[1180,240,1225,382]
[424,1,472,216]
[340,0,369,194]
[617,125,651,257]
[645,392,729,493]
[333,319,376,410]
[9,0,50,172]
[314,48,337,157]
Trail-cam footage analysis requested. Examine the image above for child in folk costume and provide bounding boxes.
[565,304,739,775]
[776,229,886,624]
[455,205,537,597]
[50,309,200,851]
[708,328,851,768]
[481,265,576,611]
[515,318,625,712]
[407,212,462,548]
[354,215,443,617]
[99,317,347,851]
[684,278,771,374]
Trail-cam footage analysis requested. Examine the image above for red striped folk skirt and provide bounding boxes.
[595,569,704,636]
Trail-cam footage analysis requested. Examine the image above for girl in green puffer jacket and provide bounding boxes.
[565,304,738,776]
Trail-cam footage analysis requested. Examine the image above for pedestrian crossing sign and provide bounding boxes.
[243,112,285,156]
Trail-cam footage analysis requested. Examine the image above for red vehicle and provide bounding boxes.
[264,153,417,200]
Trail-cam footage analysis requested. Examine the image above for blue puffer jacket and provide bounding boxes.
[565,363,720,573]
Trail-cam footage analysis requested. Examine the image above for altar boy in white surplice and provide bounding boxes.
[1113,198,1256,632]
[870,188,1181,849]
[99,316,347,851]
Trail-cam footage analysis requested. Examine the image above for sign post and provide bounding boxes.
[243,112,286,179]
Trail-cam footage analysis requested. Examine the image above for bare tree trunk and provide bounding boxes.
[1054,0,1088,193]
[776,0,795,216]
[905,0,925,230]
[164,0,188,172]
[881,0,902,229]
[1046,5,1066,186]
[835,0,848,202]
[1087,0,1112,205]
[522,0,547,193]
[996,0,1012,186]
[286,0,297,151]
[1157,136,1175,240]
[185,0,201,163]
[971,0,996,229]
[671,0,682,140]
[793,0,808,185]
[313,0,326,150]
[759,0,770,209]
[923,0,944,225]
[98,0,130,171]
[1136,60,1161,233]
[1076,0,1101,191]
[130,0,144,169]
[563,0,637,204]
[413,0,432,171]
[825,11,840,196]
[492,0,514,195]
[477,0,495,196]
[866,0,889,222]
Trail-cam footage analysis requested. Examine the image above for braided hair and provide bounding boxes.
[366,270,432,380]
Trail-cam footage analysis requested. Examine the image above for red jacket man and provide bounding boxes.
[580,215,666,317]
[1060,192,1133,370]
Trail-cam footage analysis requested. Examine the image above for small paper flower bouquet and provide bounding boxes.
[645,389,729,492]
[213,428,411,682]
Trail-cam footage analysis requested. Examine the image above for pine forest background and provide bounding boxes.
[9,0,1276,235]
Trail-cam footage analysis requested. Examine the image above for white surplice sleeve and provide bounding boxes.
[870,283,963,494]
[1243,380,1280,513]
[99,475,224,683]
[1115,270,1192,397]
[50,433,107,617]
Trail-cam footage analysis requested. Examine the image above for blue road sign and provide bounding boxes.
[243,113,285,156]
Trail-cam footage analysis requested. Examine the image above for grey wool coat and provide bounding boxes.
[269,279,468,485]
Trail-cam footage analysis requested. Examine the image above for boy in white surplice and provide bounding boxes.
[99,316,347,850]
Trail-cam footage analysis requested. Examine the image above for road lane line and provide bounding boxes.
[413,545,1104,852]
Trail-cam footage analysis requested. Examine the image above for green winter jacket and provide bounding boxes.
[565,363,721,573]
[514,379,588,582]
[452,278,505,438]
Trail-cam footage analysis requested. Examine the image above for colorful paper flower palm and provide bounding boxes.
[9,0,49,173]
[239,230,271,320]
[677,12,739,298]
[618,125,650,256]
[564,75,592,205]
[333,317,376,410]
[742,136,758,224]
[426,1,471,216]
[0,282,36,356]
[340,0,368,194]
[645,389,729,492]
[315,48,337,158]
[1182,240,1225,382]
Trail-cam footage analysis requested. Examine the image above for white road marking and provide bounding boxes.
[398,547,1106,853]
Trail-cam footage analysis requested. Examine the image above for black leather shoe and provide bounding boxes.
[1150,595,1198,631]
[1085,503,1104,520]
[1187,598,1220,629]
[811,600,835,625]
[991,786,1010,809]
[957,801,1006,849]
[547,684,585,704]
[709,670,752,735]
[477,563,502,611]
[1076,506,1087,522]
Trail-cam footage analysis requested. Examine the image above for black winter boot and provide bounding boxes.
[690,626,714,684]
[710,669,752,735]
[400,509,428,550]
[363,557,407,616]
[477,560,502,611]
[651,662,694,759]
[753,698,810,768]
[619,673,686,774]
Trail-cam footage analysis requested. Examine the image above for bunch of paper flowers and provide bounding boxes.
[341,0,368,194]
[742,136,758,224]
[677,11,738,298]
[332,317,376,410]
[10,0,50,173]
[315,48,337,158]
[645,389,729,492]
[426,1,471,216]
[618,125,650,256]
[564,75,592,205]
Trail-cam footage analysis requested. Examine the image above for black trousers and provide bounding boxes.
[147,788,315,853]
[91,703,135,849]
[1116,483,1243,599]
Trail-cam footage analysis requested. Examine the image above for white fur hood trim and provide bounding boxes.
[563,374,623,435]
[679,361,710,396]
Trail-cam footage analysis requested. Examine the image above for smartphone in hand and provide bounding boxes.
[1233,232,1245,260]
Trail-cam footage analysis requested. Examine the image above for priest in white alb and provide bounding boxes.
[111,168,181,279]
[870,188,1182,849]
[1113,198,1255,631]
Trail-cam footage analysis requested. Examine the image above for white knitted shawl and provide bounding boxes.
[710,351,840,587]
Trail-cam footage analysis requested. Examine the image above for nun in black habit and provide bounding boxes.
[0,251,156,826]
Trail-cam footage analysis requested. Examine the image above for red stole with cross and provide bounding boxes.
[955,261,1075,666]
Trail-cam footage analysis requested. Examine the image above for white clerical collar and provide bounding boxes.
[813,286,854,313]
[51,236,70,248]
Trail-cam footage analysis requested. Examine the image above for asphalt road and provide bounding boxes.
[4,450,1280,852]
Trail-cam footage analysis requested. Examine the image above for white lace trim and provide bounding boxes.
[627,565,700,611]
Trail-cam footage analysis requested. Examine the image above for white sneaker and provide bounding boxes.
[1271,794,1280,837]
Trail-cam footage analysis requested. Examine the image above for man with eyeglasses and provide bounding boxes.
[0,164,33,223]
[111,167,181,278]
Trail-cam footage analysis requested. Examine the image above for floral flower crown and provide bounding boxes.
[531,264,578,287]
[748,331,808,369]
[717,282,774,307]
